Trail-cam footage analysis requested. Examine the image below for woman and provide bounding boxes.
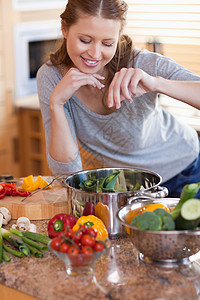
[37,0,200,197]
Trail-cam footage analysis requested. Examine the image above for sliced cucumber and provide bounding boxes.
[181,198,200,220]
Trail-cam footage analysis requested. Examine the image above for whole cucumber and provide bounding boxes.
[175,198,200,230]
[171,182,200,220]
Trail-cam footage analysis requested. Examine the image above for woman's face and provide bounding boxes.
[62,15,121,75]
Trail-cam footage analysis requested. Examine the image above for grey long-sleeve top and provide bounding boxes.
[37,49,200,182]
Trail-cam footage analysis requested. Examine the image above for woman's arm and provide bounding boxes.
[48,67,104,163]
[155,77,200,109]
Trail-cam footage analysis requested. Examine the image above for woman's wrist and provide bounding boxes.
[154,76,165,94]
[49,92,65,111]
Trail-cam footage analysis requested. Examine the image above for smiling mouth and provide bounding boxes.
[81,57,100,66]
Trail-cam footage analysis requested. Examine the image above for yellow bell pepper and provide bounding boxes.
[72,215,108,241]
[95,202,110,228]
[21,175,52,191]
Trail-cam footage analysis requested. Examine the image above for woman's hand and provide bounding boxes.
[107,68,156,109]
[50,67,104,106]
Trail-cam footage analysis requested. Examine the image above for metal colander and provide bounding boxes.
[116,197,200,267]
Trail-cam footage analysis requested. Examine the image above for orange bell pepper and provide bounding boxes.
[72,215,108,241]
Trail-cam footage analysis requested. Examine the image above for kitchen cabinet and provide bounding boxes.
[18,108,51,176]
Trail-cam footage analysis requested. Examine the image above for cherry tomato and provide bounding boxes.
[60,242,70,253]
[93,241,105,252]
[85,227,97,237]
[67,245,79,255]
[73,230,83,243]
[50,237,62,251]
[78,224,87,234]
[81,234,96,247]
[81,246,94,254]
[65,229,75,240]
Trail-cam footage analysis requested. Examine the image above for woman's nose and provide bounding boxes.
[88,43,101,59]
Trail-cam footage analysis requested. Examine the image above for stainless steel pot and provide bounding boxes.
[63,167,168,238]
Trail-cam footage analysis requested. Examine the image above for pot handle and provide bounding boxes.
[142,186,168,198]
[127,186,168,204]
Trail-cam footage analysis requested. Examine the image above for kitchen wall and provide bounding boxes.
[0,0,199,177]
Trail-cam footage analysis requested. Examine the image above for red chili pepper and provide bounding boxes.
[82,202,95,216]
[0,182,31,199]
[0,187,7,199]
[47,214,78,239]
[16,190,31,197]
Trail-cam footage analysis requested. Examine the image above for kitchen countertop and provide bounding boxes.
[1,218,200,300]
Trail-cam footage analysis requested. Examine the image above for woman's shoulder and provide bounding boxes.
[134,48,165,66]
[133,48,182,76]
[37,61,61,80]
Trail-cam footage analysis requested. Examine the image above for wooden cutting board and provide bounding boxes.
[0,182,69,220]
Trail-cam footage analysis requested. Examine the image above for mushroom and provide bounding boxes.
[11,216,38,233]
[27,223,37,233]
[0,207,11,225]
[17,217,30,231]
[0,213,3,227]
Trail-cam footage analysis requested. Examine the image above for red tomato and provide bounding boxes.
[73,230,83,243]
[50,237,62,251]
[93,241,105,252]
[78,225,87,234]
[65,229,75,240]
[85,227,97,237]
[81,234,96,247]
[67,245,79,255]
[60,242,70,253]
[81,246,94,254]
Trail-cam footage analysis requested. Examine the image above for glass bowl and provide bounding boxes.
[48,239,110,275]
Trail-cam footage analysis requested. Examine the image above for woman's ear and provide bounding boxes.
[61,23,68,39]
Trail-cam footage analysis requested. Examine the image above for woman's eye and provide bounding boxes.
[103,42,114,47]
[80,38,91,44]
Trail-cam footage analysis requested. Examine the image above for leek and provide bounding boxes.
[101,170,121,192]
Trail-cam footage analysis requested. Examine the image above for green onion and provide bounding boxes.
[2,249,11,262]
[10,228,50,249]
[21,236,48,251]
[26,244,43,258]
[21,231,51,245]
[3,243,23,258]
[1,228,30,256]
[10,228,48,251]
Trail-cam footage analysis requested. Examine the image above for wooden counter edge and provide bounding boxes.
[0,283,39,300]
